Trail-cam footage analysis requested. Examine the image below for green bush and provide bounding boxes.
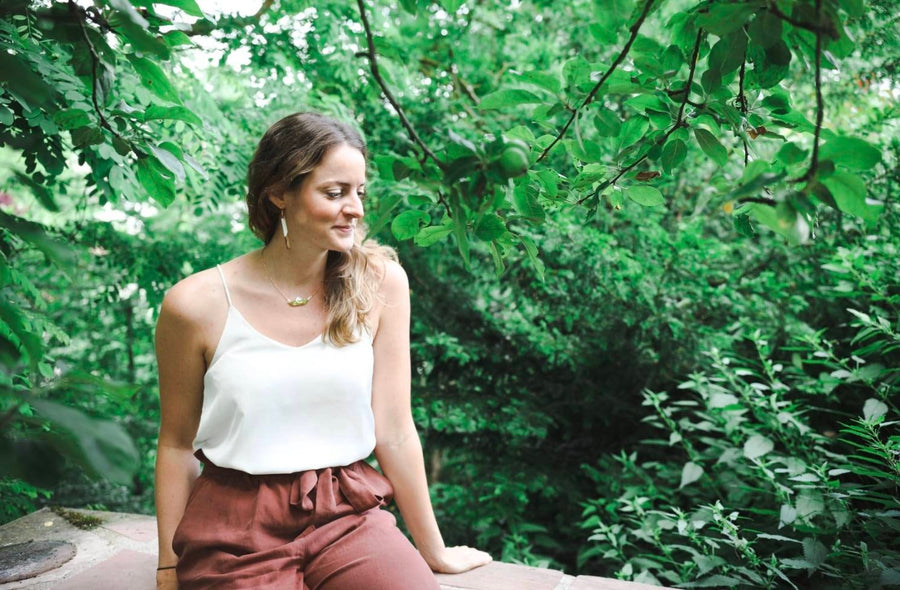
[579,236,900,588]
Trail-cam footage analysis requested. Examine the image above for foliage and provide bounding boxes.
[1,0,899,585]
[578,231,900,587]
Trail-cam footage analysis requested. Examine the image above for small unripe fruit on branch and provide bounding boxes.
[498,138,530,178]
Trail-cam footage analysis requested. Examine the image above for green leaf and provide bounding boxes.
[453,218,470,266]
[0,210,76,272]
[743,434,774,460]
[0,104,13,126]
[679,461,704,488]
[862,398,888,422]
[513,183,544,220]
[818,136,882,170]
[29,398,139,485]
[135,156,176,206]
[780,504,798,526]
[821,171,875,220]
[594,109,621,137]
[52,108,92,130]
[391,210,430,240]
[708,32,747,75]
[749,11,783,49]
[163,30,194,47]
[618,115,649,152]
[145,0,205,17]
[694,128,728,167]
[775,142,806,166]
[802,538,827,573]
[439,0,463,13]
[366,193,403,237]
[626,185,665,207]
[68,125,102,149]
[108,0,149,28]
[693,555,726,576]
[519,235,545,281]
[0,53,54,108]
[148,145,185,183]
[695,4,756,35]
[127,55,182,105]
[475,214,507,241]
[144,105,203,127]
[734,213,755,237]
[0,300,43,365]
[414,224,453,247]
[13,171,58,212]
[661,139,687,173]
[479,89,545,110]
[516,70,561,94]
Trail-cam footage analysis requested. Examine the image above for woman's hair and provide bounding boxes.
[246,111,397,346]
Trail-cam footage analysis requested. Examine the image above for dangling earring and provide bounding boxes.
[280,208,291,249]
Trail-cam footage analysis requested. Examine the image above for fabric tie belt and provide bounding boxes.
[193,449,393,519]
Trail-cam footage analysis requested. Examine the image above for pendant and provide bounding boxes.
[288,296,311,307]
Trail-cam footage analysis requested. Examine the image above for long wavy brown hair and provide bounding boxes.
[246,112,397,346]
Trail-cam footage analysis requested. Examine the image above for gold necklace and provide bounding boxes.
[260,250,321,307]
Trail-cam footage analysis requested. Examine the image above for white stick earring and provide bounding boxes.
[280,208,291,249]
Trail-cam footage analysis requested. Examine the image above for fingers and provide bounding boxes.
[439,546,493,574]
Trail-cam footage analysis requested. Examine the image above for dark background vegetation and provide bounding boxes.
[2,0,898,587]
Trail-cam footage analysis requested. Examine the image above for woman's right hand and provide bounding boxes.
[156,568,178,589]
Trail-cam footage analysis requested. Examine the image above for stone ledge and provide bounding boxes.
[0,509,669,589]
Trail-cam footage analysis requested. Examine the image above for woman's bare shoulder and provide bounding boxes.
[376,258,409,301]
[159,266,228,329]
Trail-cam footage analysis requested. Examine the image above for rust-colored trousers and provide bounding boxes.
[172,451,440,589]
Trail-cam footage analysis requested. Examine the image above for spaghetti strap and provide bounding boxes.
[215,264,233,307]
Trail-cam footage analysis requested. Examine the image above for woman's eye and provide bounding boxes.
[326,191,342,198]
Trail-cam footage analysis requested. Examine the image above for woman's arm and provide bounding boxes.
[371,261,491,574]
[154,280,208,586]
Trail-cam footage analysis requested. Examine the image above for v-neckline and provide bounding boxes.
[229,305,323,350]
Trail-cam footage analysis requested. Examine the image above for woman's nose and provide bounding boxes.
[343,192,364,218]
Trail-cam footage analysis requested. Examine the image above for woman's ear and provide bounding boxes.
[267,188,286,211]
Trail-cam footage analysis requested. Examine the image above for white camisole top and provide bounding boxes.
[191,264,376,474]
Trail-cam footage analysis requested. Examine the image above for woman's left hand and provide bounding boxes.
[426,545,493,574]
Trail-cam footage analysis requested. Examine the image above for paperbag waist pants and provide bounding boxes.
[172,450,440,590]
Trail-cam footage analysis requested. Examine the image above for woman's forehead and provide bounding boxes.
[310,145,367,182]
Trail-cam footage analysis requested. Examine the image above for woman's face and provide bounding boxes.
[275,143,367,253]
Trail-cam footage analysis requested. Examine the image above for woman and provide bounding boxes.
[154,111,491,589]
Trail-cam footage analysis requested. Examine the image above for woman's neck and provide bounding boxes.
[259,240,328,290]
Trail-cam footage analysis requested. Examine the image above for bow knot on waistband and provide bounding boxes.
[288,462,393,515]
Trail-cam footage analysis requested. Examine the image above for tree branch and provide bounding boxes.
[355,0,445,171]
[797,0,824,183]
[69,1,128,147]
[737,196,777,206]
[537,0,655,164]
[767,1,836,37]
[578,30,704,206]
[738,39,749,166]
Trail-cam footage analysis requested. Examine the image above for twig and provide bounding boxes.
[737,196,777,206]
[356,0,445,172]
[578,30,704,205]
[447,47,480,106]
[738,42,749,166]
[797,0,824,182]
[537,0,656,163]
[436,190,452,219]
[767,1,835,37]
[69,1,129,147]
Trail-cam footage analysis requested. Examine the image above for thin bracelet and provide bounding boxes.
[157,565,176,571]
